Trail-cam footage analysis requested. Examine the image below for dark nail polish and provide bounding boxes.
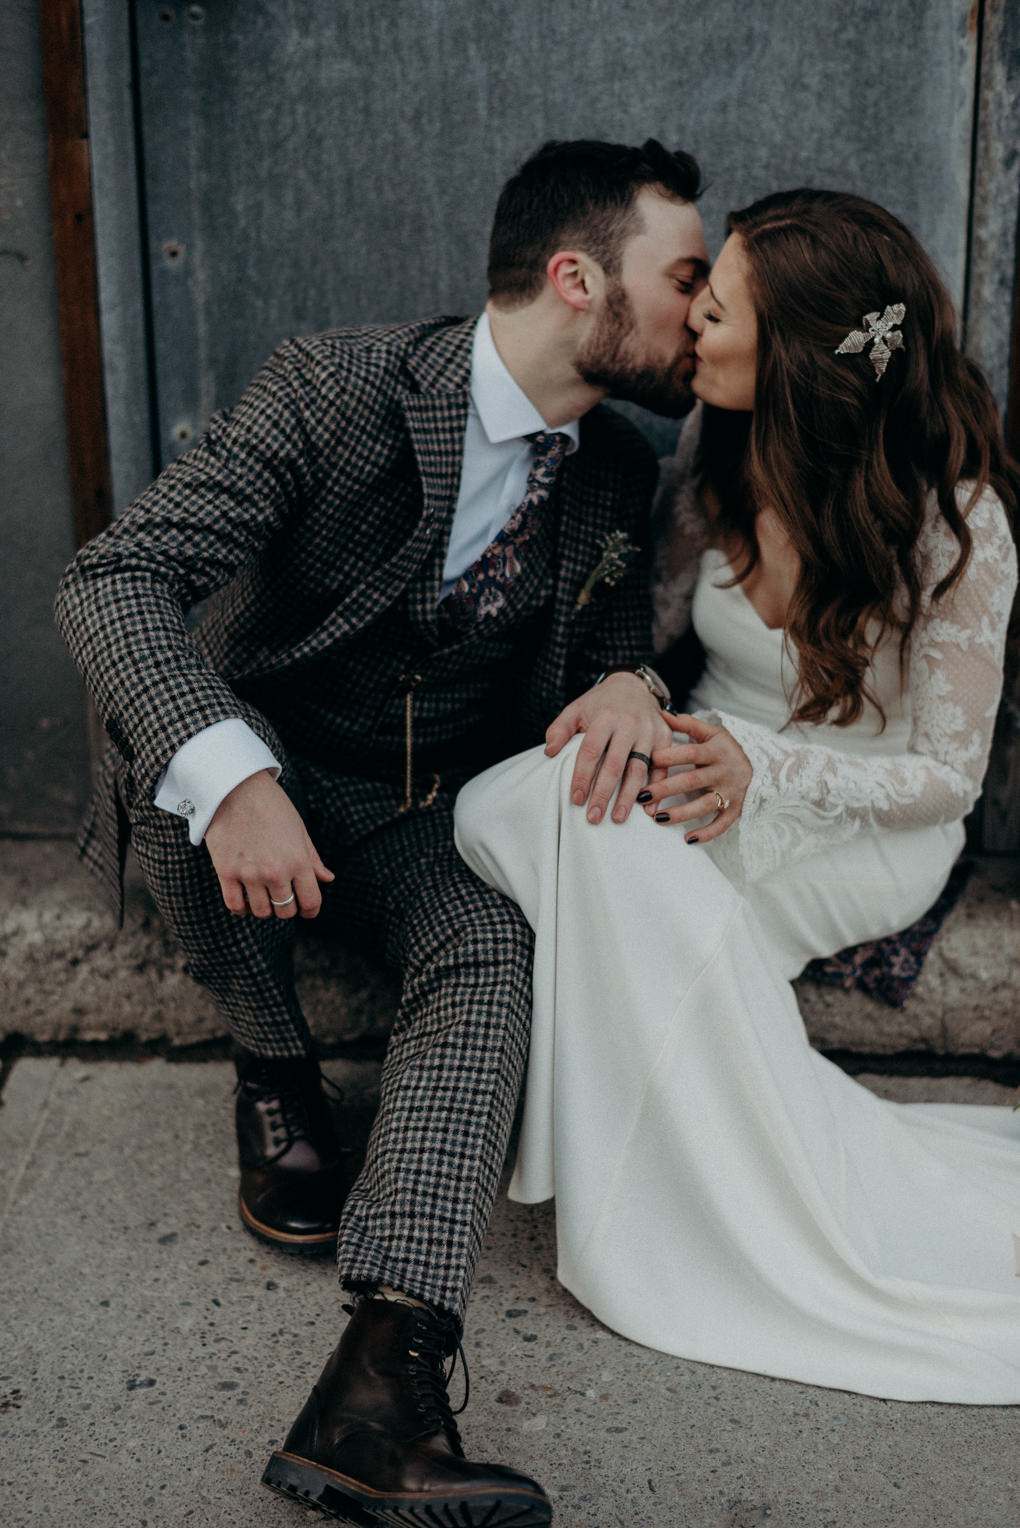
[687,835,700,844]
[654,812,670,823]
[636,790,652,803]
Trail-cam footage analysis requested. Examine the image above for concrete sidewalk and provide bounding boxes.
[1,1055,1016,1528]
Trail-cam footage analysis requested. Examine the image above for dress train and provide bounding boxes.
[455,739,1020,1404]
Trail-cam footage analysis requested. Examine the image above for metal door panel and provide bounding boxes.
[128,0,979,460]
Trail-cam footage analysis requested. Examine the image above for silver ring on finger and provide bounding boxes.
[269,892,296,908]
[710,789,730,814]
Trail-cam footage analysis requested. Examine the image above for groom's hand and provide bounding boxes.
[204,770,335,919]
[545,674,672,824]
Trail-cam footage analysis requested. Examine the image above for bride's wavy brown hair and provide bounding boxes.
[698,188,1019,727]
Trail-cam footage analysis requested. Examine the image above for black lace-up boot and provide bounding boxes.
[234,1051,349,1252]
[262,1295,552,1525]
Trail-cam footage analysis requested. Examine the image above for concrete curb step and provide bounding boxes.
[2,838,1017,1058]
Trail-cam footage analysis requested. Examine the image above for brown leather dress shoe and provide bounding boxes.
[235,1054,349,1253]
[262,1297,552,1525]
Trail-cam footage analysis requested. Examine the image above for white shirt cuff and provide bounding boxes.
[154,719,282,845]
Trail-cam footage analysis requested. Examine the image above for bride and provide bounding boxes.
[454,189,1020,1404]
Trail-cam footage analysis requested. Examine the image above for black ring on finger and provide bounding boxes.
[627,751,653,770]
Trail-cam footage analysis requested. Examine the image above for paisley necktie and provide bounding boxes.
[442,430,570,629]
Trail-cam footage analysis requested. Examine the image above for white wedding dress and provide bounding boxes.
[454,440,1020,1404]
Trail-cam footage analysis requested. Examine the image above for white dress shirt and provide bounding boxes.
[155,313,580,843]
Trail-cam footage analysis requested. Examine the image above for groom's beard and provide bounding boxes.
[576,280,696,419]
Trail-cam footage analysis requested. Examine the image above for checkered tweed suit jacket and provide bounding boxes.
[56,315,659,905]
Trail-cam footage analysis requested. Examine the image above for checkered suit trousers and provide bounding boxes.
[123,502,561,1318]
[128,746,531,1322]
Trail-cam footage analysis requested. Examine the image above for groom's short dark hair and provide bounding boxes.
[487,138,702,307]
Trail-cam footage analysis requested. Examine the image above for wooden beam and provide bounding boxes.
[38,0,112,548]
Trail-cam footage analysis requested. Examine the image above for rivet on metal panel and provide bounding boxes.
[173,423,194,444]
[162,241,184,264]
[188,5,205,22]
[157,7,174,25]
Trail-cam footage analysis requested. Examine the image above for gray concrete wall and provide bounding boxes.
[123,0,981,467]
[0,0,90,834]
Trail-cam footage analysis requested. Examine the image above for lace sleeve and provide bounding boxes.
[651,404,711,654]
[702,486,1017,884]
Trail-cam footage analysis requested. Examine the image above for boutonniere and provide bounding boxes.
[571,531,640,616]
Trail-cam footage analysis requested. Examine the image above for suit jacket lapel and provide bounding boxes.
[241,322,475,673]
[550,427,623,628]
[402,389,471,639]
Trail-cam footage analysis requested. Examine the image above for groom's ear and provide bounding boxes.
[546,250,602,312]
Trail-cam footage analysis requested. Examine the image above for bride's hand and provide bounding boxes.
[641,712,751,843]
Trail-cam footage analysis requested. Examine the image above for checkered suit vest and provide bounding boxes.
[235,475,560,806]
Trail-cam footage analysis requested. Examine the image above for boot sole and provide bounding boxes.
[237,1192,338,1254]
[262,1449,553,1526]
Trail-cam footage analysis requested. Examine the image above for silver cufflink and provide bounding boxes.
[176,799,195,818]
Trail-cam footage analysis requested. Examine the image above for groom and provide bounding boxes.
[56,138,708,1523]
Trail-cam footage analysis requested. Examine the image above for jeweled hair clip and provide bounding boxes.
[835,303,906,380]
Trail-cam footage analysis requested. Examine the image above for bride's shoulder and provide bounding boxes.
[653,404,707,532]
[660,401,703,481]
[921,480,1014,551]
[917,480,1017,602]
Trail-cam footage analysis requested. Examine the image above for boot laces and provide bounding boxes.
[235,1072,343,1154]
[404,1309,469,1453]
